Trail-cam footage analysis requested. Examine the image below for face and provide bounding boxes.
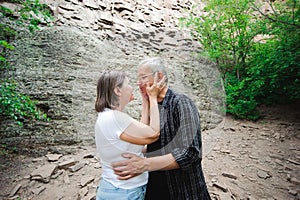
[119,77,134,106]
[137,65,154,89]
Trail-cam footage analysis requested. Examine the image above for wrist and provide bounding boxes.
[148,96,158,103]
[143,157,151,172]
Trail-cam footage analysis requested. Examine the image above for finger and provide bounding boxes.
[146,80,151,89]
[114,169,132,177]
[160,81,166,88]
[117,174,134,180]
[113,165,128,172]
[114,169,129,176]
[121,153,136,159]
[158,75,167,85]
[111,153,135,168]
[153,72,159,83]
[111,160,128,168]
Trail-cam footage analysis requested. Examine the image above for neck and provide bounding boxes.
[115,104,124,111]
[157,86,168,103]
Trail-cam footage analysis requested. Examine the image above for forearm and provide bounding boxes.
[145,153,179,171]
[148,97,159,132]
[112,153,179,180]
[140,99,150,125]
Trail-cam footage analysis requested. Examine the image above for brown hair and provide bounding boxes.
[95,70,126,112]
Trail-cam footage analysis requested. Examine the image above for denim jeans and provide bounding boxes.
[96,178,146,200]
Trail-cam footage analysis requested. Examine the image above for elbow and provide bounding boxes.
[150,130,160,139]
[171,147,202,170]
[144,131,160,144]
[120,131,160,145]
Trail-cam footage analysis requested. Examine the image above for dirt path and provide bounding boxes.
[0,103,299,200]
[203,103,300,199]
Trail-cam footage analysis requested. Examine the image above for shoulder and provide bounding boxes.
[97,109,131,121]
[112,110,130,118]
[98,108,113,117]
[167,89,193,105]
[170,91,199,115]
[111,110,134,126]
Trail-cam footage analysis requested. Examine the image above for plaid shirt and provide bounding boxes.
[146,89,211,200]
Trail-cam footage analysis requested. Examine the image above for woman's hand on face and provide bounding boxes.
[146,72,166,98]
[139,85,149,101]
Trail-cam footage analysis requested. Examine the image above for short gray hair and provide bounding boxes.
[139,57,168,82]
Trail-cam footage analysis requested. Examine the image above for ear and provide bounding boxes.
[114,87,122,96]
[157,71,164,81]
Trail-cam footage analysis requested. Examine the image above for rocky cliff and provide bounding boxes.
[1,0,225,149]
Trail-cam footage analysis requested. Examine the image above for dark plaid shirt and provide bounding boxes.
[146,89,211,200]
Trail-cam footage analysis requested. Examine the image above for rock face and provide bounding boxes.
[0,0,225,147]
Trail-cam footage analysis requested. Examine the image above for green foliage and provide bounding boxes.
[17,0,53,32]
[0,0,53,125]
[0,79,48,125]
[249,39,300,104]
[225,74,260,120]
[180,0,259,78]
[248,0,300,106]
[180,0,300,120]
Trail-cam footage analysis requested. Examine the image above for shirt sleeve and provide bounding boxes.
[170,96,202,170]
[112,110,134,137]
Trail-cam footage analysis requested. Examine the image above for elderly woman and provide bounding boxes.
[94,70,165,200]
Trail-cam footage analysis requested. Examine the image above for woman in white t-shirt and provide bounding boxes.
[94,70,165,200]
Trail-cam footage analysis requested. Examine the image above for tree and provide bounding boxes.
[180,0,300,120]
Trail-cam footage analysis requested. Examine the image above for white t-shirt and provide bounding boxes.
[95,108,148,189]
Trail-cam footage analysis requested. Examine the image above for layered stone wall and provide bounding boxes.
[0,0,225,148]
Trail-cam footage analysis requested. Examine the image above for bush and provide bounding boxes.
[0,79,47,125]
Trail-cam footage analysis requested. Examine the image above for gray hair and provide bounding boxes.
[139,57,168,82]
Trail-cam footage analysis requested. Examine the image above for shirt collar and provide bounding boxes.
[160,88,174,108]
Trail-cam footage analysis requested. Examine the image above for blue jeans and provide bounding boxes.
[96,178,146,200]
